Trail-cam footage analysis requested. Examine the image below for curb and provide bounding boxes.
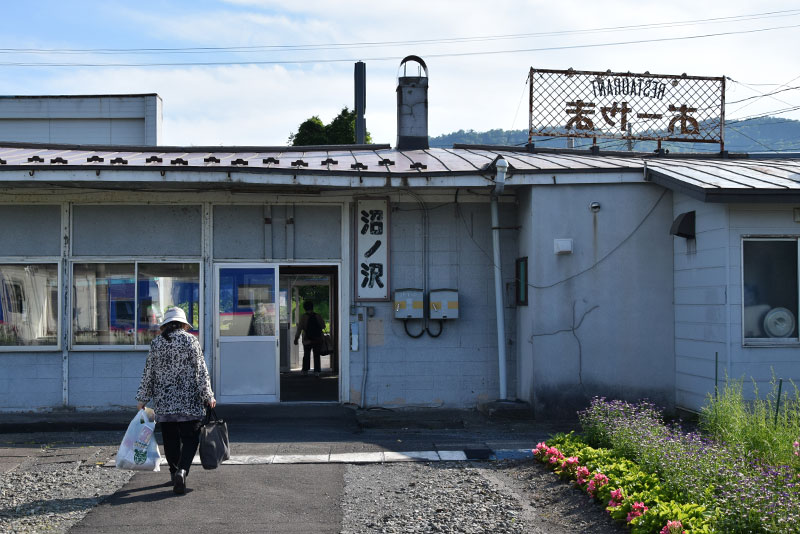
[106,448,536,468]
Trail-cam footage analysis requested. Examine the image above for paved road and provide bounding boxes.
[0,404,574,533]
[71,464,345,534]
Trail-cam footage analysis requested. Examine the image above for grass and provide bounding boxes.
[699,376,800,468]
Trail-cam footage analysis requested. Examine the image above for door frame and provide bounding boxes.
[279,263,342,402]
[213,262,280,403]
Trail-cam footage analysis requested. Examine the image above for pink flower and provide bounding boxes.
[586,473,608,497]
[576,466,590,485]
[626,502,649,523]
[660,520,686,534]
[549,455,559,464]
[608,488,624,507]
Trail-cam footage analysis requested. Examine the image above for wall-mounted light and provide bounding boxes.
[589,201,601,212]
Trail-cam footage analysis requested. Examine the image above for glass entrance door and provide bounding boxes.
[215,264,279,403]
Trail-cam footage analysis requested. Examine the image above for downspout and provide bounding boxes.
[492,158,509,400]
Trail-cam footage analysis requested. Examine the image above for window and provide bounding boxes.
[515,257,529,306]
[743,239,799,342]
[0,264,59,347]
[137,263,200,345]
[72,262,200,347]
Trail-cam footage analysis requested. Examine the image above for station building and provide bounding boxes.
[0,63,798,416]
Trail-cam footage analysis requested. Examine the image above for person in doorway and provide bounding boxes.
[136,306,216,495]
[294,299,325,376]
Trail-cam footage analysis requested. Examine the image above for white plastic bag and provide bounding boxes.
[115,408,161,471]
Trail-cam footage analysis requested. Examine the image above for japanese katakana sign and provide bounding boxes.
[355,198,390,301]
[528,68,725,149]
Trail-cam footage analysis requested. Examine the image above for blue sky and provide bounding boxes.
[0,1,798,146]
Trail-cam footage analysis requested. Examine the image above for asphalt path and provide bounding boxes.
[70,463,345,534]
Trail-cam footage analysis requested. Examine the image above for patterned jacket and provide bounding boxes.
[136,330,214,418]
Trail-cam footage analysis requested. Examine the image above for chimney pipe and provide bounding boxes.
[396,55,429,150]
[354,61,366,144]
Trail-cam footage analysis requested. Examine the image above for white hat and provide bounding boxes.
[160,307,192,327]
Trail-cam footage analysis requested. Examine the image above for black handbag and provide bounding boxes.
[199,408,230,470]
[320,333,334,356]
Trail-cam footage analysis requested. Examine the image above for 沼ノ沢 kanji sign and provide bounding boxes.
[355,198,390,301]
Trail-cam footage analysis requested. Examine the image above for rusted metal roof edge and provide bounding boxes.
[0,164,641,177]
[0,141,391,153]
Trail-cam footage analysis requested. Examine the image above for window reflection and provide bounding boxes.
[0,264,59,346]
[73,263,135,345]
[219,268,276,337]
[73,263,201,346]
[137,263,200,345]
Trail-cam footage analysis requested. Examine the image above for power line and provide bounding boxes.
[727,85,800,104]
[2,8,798,56]
[1,22,799,67]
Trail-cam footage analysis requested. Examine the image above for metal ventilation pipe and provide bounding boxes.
[396,55,429,150]
[491,158,509,400]
[354,61,366,144]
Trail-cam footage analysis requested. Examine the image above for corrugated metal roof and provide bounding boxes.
[0,143,642,176]
[3,140,800,202]
[645,158,800,202]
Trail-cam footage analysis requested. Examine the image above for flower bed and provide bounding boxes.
[564,397,800,533]
[534,433,712,534]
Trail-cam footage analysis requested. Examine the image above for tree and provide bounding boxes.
[288,115,327,146]
[288,107,371,146]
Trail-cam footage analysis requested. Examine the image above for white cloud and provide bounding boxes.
[0,0,798,145]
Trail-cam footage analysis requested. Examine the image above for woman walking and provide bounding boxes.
[136,307,216,494]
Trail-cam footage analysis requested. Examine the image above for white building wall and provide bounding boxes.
[672,193,730,411]
[0,95,161,145]
[673,197,800,412]
[520,183,675,417]
[348,199,519,408]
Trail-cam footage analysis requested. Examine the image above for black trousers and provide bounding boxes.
[160,420,202,475]
[302,341,322,372]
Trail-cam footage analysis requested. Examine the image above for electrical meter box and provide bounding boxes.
[394,288,424,319]
[429,289,459,320]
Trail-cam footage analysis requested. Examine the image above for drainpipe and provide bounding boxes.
[491,158,509,400]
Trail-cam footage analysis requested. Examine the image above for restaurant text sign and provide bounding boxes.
[528,68,725,147]
[355,198,390,301]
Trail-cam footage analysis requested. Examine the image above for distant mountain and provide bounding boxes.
[429,117,800,154]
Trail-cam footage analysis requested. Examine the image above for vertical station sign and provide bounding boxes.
[528,68,725,150]
[355,198,390,301]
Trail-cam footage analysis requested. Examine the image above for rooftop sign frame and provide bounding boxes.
[528,68,726,151]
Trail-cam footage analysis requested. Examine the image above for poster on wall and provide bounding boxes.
[355,198,390,301]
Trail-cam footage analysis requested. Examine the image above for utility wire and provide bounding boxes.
[1,23,799,67]
[3,8,798,56]
[727,85,800,104]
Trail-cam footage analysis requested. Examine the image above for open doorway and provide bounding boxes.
[279,265,339,402]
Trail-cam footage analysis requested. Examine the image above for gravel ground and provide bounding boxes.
[1,434,625,533]
[341,459,626,534]
[0,443,133,534]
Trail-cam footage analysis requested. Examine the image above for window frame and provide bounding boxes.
[741,236,800,347]
[69,258,203,351]
[0,259,62,352]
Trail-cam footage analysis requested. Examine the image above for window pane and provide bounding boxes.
[137,263,200,345]
[73,263,135,345]
[219,268,276,337]
[743,240,798,339]
[0,264,58,346]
